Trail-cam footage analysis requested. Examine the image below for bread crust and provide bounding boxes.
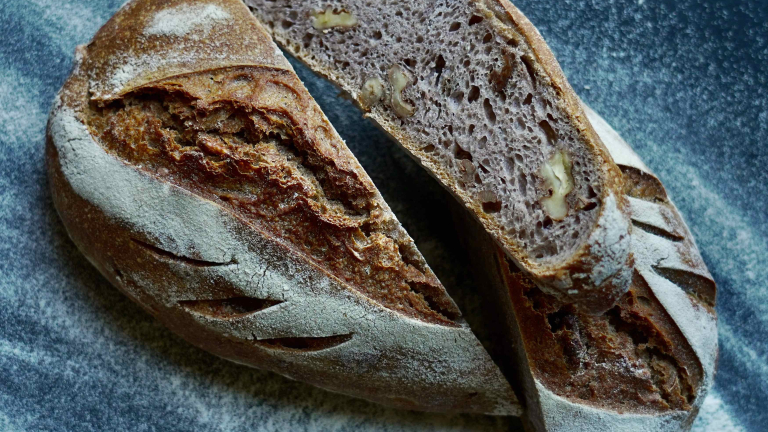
[246,0,634,312]
[47,0,519,415]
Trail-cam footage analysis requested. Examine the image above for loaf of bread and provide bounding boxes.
[46,0,520,415]
[454,103,717,431]
[244,1,717,428]
[246,0,634,312]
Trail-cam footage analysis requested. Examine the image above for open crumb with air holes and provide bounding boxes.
[247,0,634,311]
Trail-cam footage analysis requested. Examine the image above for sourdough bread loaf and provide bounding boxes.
[246,0,634,312]
[454,104,717,431]
[46,0,520,415]
[243,2,717,426]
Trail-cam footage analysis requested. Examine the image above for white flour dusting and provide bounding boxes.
[585,193,632,288]
[102,49,246,97]
[144,3,231,38]
[693,391,745,432]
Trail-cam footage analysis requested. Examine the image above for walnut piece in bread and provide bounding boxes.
[311,8,358,31]
[47,0,519,415]
[246,0,634,313]
[453,104,717,431]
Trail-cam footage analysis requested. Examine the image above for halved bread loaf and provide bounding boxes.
[46,0,520,415]
[454,105,717,431]
[246,0,634,312]
[244,2,717,426]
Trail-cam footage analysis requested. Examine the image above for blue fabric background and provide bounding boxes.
[0,0,765,430]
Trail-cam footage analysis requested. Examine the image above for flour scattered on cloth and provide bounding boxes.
[0,67,44,150]
[144,3,231,38]
[692,391,744,432]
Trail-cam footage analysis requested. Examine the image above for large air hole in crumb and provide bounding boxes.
[468,86,480,103]
[523,94,533,105]
[539,120,557,145]
[434,54,446,86]
[455,145,473,161]
[449,22,461,31]
[468,15,484,25]
[483,98,496,124]
[521,55,537,88]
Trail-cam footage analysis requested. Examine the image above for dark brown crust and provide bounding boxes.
[83,66,457,325]
[500,257,702,413]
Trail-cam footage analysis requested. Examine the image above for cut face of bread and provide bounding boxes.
[47,0,519,415]
[246,0,634,311]
[452,105,717,431]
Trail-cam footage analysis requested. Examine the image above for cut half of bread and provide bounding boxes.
[46,0,519,415]
[247,0,634,312]
[453,104,717,431]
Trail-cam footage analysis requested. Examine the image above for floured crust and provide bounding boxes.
[452,105,717,430]
[246,0,634,312]
[46,0,519,415]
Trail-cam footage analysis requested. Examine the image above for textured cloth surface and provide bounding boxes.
[0,0,764,430]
